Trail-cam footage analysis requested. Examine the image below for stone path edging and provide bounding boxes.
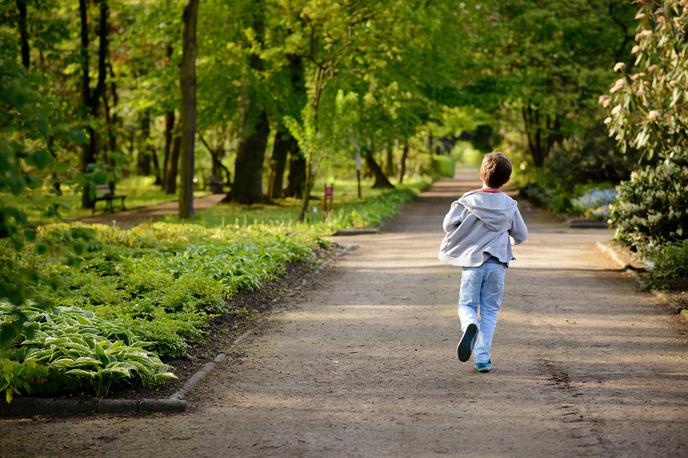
[0,245,356,418]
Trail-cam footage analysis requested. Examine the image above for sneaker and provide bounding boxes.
[457,323,478,362]
[475,361,491,373]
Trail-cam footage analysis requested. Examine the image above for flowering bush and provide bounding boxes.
[572,188,617,221]
[602,0,688,277]
[601,1,688,160]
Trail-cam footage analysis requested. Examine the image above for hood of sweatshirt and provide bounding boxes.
[458,191,516,233]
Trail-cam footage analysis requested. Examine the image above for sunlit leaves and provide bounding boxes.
[603,0,688,160]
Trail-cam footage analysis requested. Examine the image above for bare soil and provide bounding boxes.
[1,170,687,457]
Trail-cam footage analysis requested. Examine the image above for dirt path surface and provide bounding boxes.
[2,171,687,457]
[78,194,225,229]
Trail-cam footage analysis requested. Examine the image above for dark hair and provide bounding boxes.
[479,152,512,188]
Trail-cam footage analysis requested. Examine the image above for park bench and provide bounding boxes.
[93,184,127,213]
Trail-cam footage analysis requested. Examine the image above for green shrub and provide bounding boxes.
[451,141,484,167]
[648,240,688,291]
[430,155,456,178]
[333,185,419,228]
[610,154,688,253]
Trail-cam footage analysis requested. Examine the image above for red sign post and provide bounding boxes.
[323,183,334,222]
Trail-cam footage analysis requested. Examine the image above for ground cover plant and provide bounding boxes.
[0,221,322,400]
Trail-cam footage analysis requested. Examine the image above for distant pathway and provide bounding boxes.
[2,169,687,457]
[78,194,224,228]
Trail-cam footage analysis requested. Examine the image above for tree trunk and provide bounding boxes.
[137,115,153,176]
[222,2,268,205]
[164,133,181,194]
[269,128,295,198]
[179,0,199,219]
[223,109,270,204]
[284,149,306,198]
[151,147,162,184]
[522,105,560,168]
[79,0,109,209]
[297,65,325,222]
[399,141,409,184]
[298,159,314,222]
[78,0,92,208]
[102,63,119,194]
[16,0,30,70]
[200,135,228,194]
[364,148,394,189]
[385,143,394,178]
[162,110,175,185]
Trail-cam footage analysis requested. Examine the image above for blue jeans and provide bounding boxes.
[458,258,506,364]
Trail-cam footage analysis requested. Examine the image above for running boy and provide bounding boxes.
[438,152,528,373]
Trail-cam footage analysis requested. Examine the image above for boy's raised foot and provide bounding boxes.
[457,323,478,362]
[475,361,491,373]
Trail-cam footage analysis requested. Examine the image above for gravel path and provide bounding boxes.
[2,170,687,457]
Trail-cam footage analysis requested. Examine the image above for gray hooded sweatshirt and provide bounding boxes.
[438,189,528,267]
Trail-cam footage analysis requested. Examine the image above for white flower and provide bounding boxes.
[598,95,611,107]
[604,116,613,125]
[632,45,641,54]
[636,30,652,40]
[611,105,622,115]
[647,110,660,121]
[610,78,625,93]
[613,62,626,72]
[648,64,658,73]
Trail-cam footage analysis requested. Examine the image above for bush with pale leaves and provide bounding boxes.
[602,0,688,253]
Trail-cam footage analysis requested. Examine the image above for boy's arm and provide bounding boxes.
[509,205,528,245]
[442,202,465,233]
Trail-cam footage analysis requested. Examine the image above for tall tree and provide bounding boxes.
[269,128,297,198]
[15,0,29,70]
[223,1,269,204]
[79,0,109,209]
[179,0,199,218]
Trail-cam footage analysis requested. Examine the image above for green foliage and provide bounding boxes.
[648,240,688,291]
[603,1,688,267]
[609,154,688,252]
[545,127,638,189]
[451,142,484,168]
[332,183,425,229]
[518,173,615,217]
[0,303,175,401]
[0,358,50,404]
[24,222,317,358]
[430,155,456,179]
